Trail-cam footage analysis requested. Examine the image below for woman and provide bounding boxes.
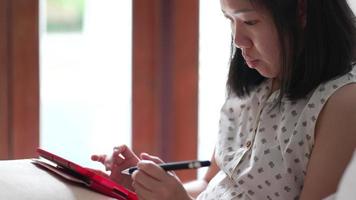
[92,0,356,199]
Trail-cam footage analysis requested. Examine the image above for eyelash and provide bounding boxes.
[244,20,258,25]
[225,16,259,26]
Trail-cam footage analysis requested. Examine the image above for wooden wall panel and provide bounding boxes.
[132,0,199,181]
[132,0,161,157]
[10,0,39,159]
[0,0,10,159]
[0,0,39,159]
[171,0,199,166]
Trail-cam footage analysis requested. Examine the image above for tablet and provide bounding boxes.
[35,148,138,200]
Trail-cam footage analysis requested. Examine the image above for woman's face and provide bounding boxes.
[221,0,282,78]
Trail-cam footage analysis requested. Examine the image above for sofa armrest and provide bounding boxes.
[0,159,115,200]
[334,151,356,199]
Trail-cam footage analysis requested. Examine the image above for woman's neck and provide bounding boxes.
[271,78,281,92]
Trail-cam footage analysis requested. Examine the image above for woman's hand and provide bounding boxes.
[92,145,192,199]
[91,144,139,190]
[131,157,193,200]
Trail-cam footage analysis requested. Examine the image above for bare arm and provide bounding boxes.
[300,84,356,199]
[184,149,220,198]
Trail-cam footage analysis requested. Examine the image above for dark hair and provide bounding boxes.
[227,0,356,101]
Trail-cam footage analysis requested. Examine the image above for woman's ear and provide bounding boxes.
[298,0,307,28]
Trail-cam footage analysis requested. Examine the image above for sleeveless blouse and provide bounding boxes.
[197,67,356,200]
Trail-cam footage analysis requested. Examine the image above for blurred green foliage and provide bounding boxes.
[46,0,86,32]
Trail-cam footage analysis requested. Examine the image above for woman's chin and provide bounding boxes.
[246,61,278,78]
[246,60,260,69]
[255,68,277,79]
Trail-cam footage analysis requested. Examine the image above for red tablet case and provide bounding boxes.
[34,148,138,200]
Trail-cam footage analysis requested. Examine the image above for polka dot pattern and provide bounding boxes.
[197,67,356,200]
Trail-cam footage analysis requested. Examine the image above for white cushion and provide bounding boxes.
[334,151,356,199]
[0,159,115,200]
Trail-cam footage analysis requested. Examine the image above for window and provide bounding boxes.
[349,0,356,12]
[198,0,230,176]
[39,0,132,169]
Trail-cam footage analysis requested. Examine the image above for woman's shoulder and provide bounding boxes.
[315,81,356,141]
[300,83,356,200]
[307,67,356,107]
[301,81,356,199]
[322,83,356,118]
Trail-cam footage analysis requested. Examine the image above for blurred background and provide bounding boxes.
[40,0,133,170]
[0,0,230,181]
[40,0,229,175]
[1,0,355,181]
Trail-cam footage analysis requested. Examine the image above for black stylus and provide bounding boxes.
[121,160,211,175]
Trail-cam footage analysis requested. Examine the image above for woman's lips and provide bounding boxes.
[242,52,260,68]
[245,59,260,68]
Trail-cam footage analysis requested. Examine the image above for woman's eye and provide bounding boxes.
[244,20,258,25]
[224,16,233,22]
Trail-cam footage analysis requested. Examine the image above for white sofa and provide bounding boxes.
[0,159,116,200]
[331,151,356,199]
[0,152,355,199]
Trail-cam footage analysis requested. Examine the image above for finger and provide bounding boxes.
[112,149,126,166]
[115,145,140,162]
[91,154,114,171]
[91,154,107,164]
[139,153,164,164]
[111,145,140,170]
[136,160,172,182]
[131,166,163,191]
[135,192,148,200]
[132,178,156,200]
[134,187,149,200]
[139,153,179,177]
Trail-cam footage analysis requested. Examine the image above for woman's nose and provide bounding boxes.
[233,24,252,49]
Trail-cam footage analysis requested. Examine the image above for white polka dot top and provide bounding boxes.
[197,67,356,200]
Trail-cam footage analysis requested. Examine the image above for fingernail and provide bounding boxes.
[141,152,149,157]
